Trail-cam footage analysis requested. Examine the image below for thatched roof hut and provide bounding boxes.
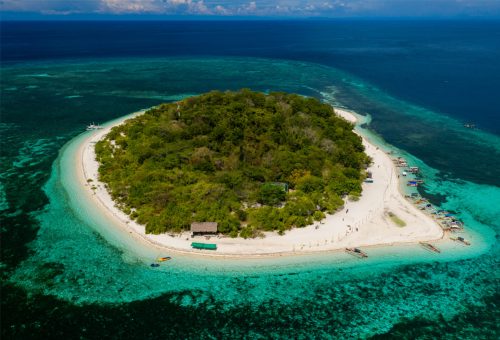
[190,222,218,234]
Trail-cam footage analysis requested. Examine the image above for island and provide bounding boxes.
[95,90,370,237]
[78,90,443,256]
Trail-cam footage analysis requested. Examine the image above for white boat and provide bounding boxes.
[86,123,102,131]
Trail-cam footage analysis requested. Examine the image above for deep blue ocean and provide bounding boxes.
[1,20,499,338]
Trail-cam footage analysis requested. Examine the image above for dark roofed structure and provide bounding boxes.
[191,222,218,235]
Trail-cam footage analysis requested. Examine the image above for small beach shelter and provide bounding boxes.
[191,222,218,236]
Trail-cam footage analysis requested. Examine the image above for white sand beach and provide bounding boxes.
[76,107,444,257]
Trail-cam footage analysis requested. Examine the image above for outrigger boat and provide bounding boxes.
[393,157,408,167]
[420,242,441,253]
[442,223,464,232]
[157,256,172,262]
[86,122,102,131]
[345,247,368,258]
[191,242,217,250]
[450,222,464,229]
[150,263,160,267]
[450,236,471,245]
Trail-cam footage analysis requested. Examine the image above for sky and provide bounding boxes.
[1,0,500,19]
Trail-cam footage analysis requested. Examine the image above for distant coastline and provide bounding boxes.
[76,105,444,258]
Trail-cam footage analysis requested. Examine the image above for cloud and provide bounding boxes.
[236,1,258,14]
[214,5,230,15]
[246,1,257,12]
[168,0,190,4]
[99,0,163,13]
[0,0,98,14]
[1,0,500,17]
[165,0,212,14]
[192,1,211,14]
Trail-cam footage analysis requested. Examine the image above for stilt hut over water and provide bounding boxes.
[191,222,218,236]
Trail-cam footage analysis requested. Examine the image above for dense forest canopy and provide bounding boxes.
[95,90,371,237]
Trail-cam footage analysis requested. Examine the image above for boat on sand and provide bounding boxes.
[345,247,368,258]
[420,242,441,253]
[450,236,471,245]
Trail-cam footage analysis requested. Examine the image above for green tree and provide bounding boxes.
[95,90,368,236]
[258,183,286,206]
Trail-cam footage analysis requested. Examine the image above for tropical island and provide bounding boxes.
[77,90,443,256]
[95,90,371,238]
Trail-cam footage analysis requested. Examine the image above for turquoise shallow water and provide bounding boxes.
[2,57,499,338]
[10,125,492,304]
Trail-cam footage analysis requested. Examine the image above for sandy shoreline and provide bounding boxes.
[76,107,444,258]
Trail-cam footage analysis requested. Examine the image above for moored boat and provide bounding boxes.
[451,236,471,245]
[157,256,172,262]
[191,242,217,250]
[407,180,418,187]
[150,263,160,267]
[449,223,464,231]
[420,242,441,253]
[345,247,368,258]
[86,122,102,131]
